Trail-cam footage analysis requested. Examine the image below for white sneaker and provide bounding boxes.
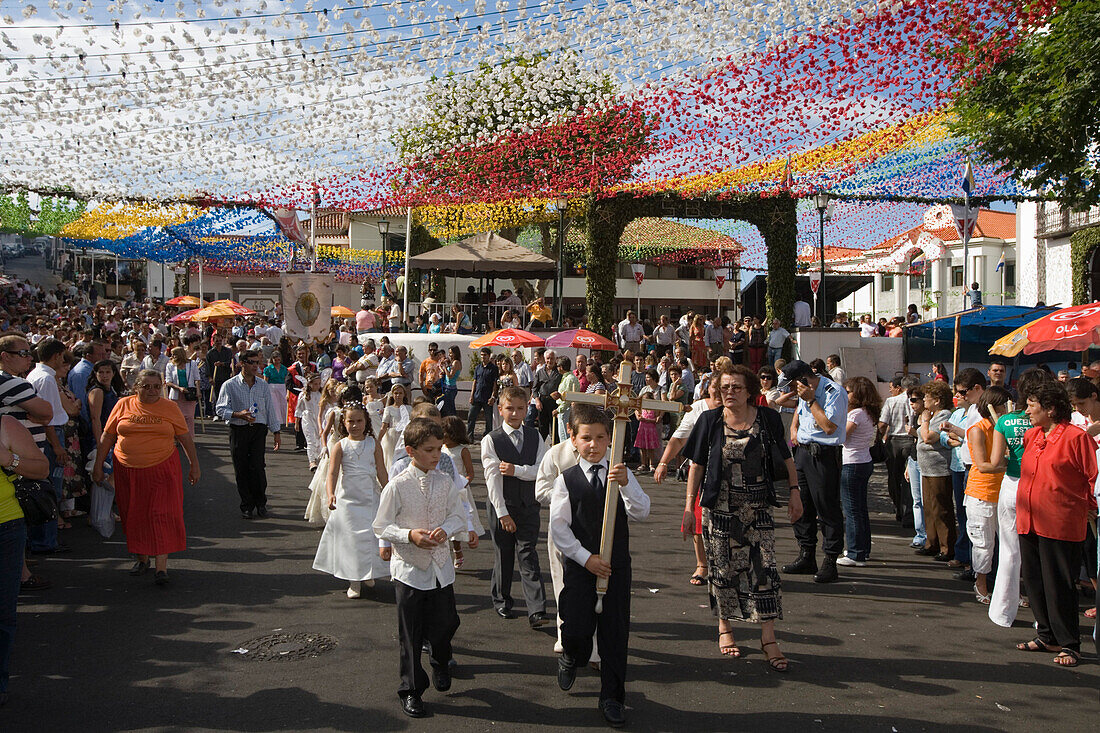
[347,581,362,599]
[836,556,865,567]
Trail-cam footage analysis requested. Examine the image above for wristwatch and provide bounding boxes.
[5,452,19,470]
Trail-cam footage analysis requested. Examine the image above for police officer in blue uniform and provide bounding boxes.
[777,360,848,583]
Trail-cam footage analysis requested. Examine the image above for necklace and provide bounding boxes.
[724,406,756,431]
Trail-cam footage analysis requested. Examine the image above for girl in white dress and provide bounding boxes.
[378,383,412,474]
[294,373,324,470]
[363,377,385,436]
[304,381,350,526]
[312,402,390,598]
[441,416,484,569]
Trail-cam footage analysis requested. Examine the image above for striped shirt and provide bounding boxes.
[0,372,47,447]
[214,373,282,432]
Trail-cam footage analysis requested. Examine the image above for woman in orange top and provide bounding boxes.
[92,369,200,586]
[964,386,1012,603]
[1015,384,1096,667]
[688,314,707,371]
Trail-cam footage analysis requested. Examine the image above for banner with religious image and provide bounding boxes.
[281,273,333,344]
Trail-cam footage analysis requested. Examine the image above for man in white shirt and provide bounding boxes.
[766,319,790,367]
[651,314,676,357]
[28,338,71,554]
[493,289,523,307]
[826,354,846,384]
[512,348,534,394]
[704,316,724,359]
[265,319,284,345]
[793,299,812,328]
[142,339,170,385]
[858,314,879,338]
[616,311,645,353]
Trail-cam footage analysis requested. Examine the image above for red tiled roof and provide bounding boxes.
[869,209,1015,254]
[797,245,865,263]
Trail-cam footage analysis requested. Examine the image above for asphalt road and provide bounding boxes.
[2,256,1096,731]
[5,422,1096,733]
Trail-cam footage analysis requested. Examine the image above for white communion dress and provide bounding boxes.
[312,436,390,582]
[304,404,339,526]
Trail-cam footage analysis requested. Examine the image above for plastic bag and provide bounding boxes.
[89,481,116,538]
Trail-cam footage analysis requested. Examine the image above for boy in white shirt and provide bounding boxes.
[550,404,650,727]
[373,418,467,719]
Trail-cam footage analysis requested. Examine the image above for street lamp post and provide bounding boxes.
[814,192,831,325]
[377,219,390,298]
[554,198,568,325]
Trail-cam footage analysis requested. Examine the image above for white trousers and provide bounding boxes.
[964,494,998,575]
[988,476,1021,627]
[548,533,599,663]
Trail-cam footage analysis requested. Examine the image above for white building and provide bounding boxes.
[1015,200,1100,308]
[811,209,1017,321]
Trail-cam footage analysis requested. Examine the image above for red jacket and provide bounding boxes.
[1018,423,1097,542]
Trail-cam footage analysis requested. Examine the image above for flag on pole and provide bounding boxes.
[780,154,792,189]
[996,250,1005,272]
[961,159,975,195]
[909,253,927,275]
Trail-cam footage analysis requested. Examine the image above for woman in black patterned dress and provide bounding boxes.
[683,366,802,671]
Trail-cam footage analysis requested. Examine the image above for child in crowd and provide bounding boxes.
[294,373,323,471]
[312,402,389,598]
[441,416,484,569]
[632,368,662,473]
[305,384,358,525]
[481,385,549,626]
[373,418,467,719]
[550,404,650,728]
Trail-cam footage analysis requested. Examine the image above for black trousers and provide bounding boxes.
[466,400,493,441]
[560,560,631,703]
[229,424,269,512]
[488,502,546,615]
[1019,531,1082,650]
[395,581,460,697]
[538,400,556,440]
[793,444,845,557]
[884,437,915,523]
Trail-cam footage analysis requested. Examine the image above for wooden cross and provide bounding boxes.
[561,361,689,612]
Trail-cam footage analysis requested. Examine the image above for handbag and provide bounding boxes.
[13,476,58,526]
[869,434,887,463]
[754,410,788,507]
[182,386,199,402]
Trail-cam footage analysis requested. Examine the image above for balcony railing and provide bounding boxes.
[1037,202,1100,237]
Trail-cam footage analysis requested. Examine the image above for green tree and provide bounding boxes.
[949,2,1100,207]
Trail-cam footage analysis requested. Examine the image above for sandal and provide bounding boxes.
[1016,637,1060,653]
[453,549,464,569]
[973,584,991,605]
[762,640,789,672]
[689,566,708,586]
[20,574,51,591]
[57,519,72,530]
[718,630,741,658]
[1053,649,1080,667]
[1085,607,1096,619]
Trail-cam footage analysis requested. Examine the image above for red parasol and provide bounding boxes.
[1011,303,1100,354]
[469,328,545,348]
[168,308,201,323]
[543,328,619,351]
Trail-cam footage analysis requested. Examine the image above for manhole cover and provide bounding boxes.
[233,633,338,661]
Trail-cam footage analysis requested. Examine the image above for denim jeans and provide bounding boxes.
[951,468,972,565]
[766,346,783,368]
[840,462,874,561]
[439,386,458,417]
[27,428,62,552]
[906,457,926,545]
[0,518,27,693]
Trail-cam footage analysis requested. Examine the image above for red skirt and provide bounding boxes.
[114,454,187,556]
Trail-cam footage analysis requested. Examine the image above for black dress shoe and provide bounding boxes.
[913,546,938,556]
[529,612,551,629]
[599,699,626,727]
[241,509,254,520]
[399,693,428,718]
[557,657,576,691]
[255,506,268,518]
[813,556,838,584]
[129,560,150,576]
[953,569,976,582]
[933,553,952,562]
[495,607,516,619]
[432,665,452,692]
[781,550,817,575]
[154,571,170,586]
